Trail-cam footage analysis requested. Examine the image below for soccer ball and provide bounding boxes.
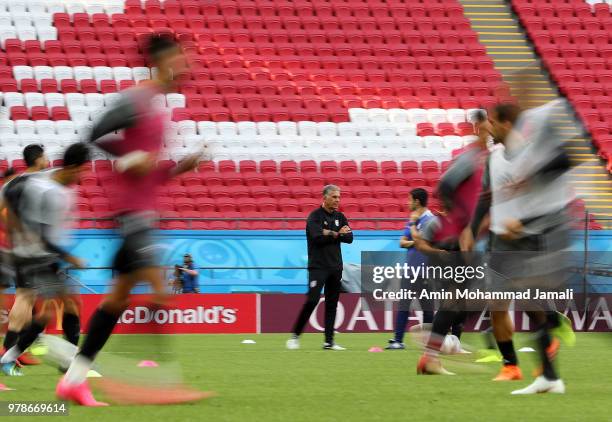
[441,335,461,355]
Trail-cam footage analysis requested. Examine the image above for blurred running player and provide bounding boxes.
[0,168,16,391]
[465,101,573,394]
[0,145,81,366]
[386,188,434,350]
[56,34,203,406]
[460,104,524,382]
[414,111,490,375]
[0,144,90,376]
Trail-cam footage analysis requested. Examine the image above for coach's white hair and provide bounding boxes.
[322,184,340,197]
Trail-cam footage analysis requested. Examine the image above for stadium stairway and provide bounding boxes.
[460,0,612,223]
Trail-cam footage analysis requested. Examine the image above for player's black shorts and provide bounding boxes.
[0,250,14,289]
[13,256,64,297]
[113,229,157,274]
[112,212,158,275]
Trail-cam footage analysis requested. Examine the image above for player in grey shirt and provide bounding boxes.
[0,143,90,376]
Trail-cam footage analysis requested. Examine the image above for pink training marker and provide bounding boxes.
[368,347,384,353]
[137,360,159,368]
[0,383,15,391]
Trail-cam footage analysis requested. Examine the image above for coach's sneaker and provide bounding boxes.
[511,376,565,395]
[385,340,405,350]
[323,343,346,351]
[56,377,108,406]
[417,354,455,375]
[286,337,300,350]
[493,365,523,381]
[1,362,23,376]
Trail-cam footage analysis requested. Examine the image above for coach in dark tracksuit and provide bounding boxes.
[287,185,353,350]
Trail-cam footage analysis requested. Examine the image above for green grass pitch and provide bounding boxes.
[1,333,610,421]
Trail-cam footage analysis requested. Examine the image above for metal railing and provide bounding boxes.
[76,215,612,230]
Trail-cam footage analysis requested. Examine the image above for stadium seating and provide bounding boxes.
[512,0,612,172]
[0,0,512,228]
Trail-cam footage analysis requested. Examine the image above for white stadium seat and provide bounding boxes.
[237,121,257,136]
[84,93,104,108]
[93,66,112,82]
[12,13,32,27]
[33,65,53,80]
[24,92,44,107]
[388,108,409,123]
[0,120,15,134]
[113,67,133,82]
[65,93,85,107]
[56,120,75,135]
[348,108,368,122]
[36,26,57,42]
[15,120,36,135]
[423,136,444,149]
[257,121,277,136]
[218,122,238,136]
[65,1,85,14]
[278,121,297,136]
[74,66,93,81]
[13,65,33,80]
[16,26,36,40]
[68,106,90,123]
[44,93,65,108]
[35,119,55,135]
[197,121,217,137]
[132,67,151,82]
[4,92,24,107]
[54,66,73,81]
[317,122,337,137]
[337,122,357,137]
[367,108,388,122]
[447,109,466,124]
[443,135,464,151]
[427,109,448,125]
[166,93,186,109]
[178,120,197,136]
[408,109,428,124]
[297,121,317,137]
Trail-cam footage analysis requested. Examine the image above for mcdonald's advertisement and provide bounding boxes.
[1,293,611,335]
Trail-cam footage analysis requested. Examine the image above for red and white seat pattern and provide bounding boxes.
[512,0,612,172]
[0,0,511,228]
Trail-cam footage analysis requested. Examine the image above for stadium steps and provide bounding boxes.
[460,0,612,223]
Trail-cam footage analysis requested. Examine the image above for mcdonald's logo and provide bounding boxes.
[40,299,64,330]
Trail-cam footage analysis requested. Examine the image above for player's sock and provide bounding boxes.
[4,320,47,362]
[64,355,93,386]
[450,312,466,339]
[2,330,19,351]
[426,310,458,355]
[483,326,497,350]
[0,346,21,363]
[535,324,558,381]
[497,340,518,366]
[79,308,119,360]
[62,312,80,346]
[394,310,410,342]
